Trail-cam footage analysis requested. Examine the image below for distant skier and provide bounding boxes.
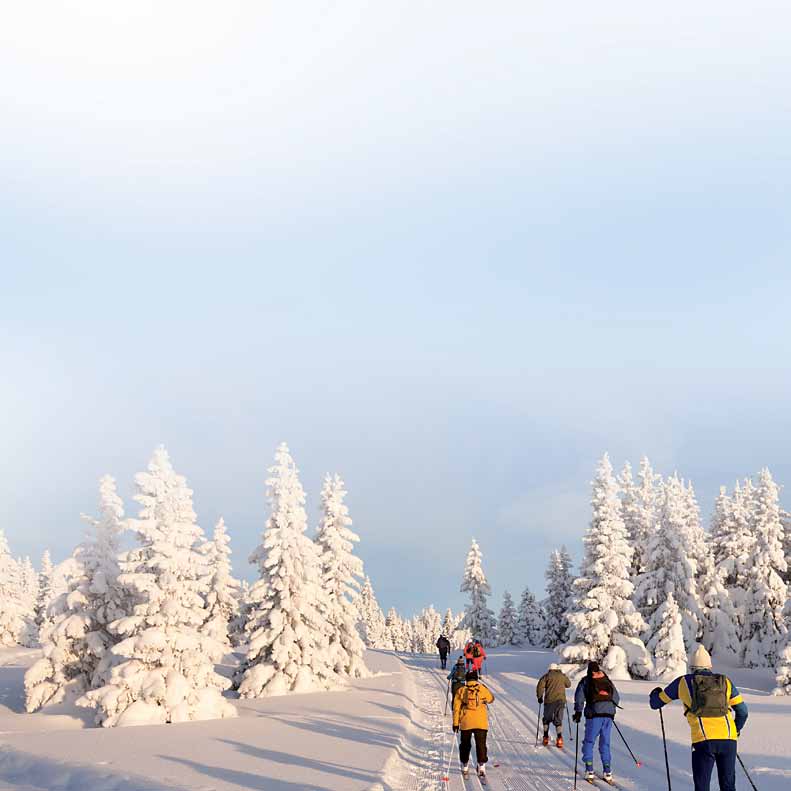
[573,661,620,784]
[448,656,467,702]
[537,662,571,748]
[650,644,749,791]
[452,669,495,781]
[464,639,487,675]
[436,634,451,669]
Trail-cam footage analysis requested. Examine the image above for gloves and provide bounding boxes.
[537,697,543,705]
[651,687,663,696]
[453,725,459,733]
[573,712,582,723]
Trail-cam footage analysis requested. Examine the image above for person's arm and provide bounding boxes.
[564,674,571,689]
[612,686,620,707]
[453,689,462,729]
[728,681,748,733]
[482,684,495,704]
[574,680,585,713]
[537,675,545,701]
[649,677,682,710]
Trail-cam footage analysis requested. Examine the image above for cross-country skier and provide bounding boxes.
[452,669,495,781]
[537,662,571,747]
[464,639,487,674]
[448,656,467,702]
[573,661,620,783]
[436,634,451,669]
[649,644,749,791]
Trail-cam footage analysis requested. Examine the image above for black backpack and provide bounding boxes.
[687,674,729,718]
[586,674,615,707]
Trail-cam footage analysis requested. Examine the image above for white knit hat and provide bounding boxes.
[549,663,559,671]
[689,644,712,670]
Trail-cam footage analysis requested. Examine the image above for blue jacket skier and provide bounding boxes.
[649,645,748,791]
[573,661,620,783]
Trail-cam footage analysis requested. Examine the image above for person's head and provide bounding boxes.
[548,663,559,671]
[466,670,479,682]
[689,644,712,672]
[456,656,465,665]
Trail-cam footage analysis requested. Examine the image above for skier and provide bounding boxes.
[649,644,749,791]
[573,660,620,784]
[436,634,451,669]
[448,656,467,702]
[452,669,495,782]
[465,639,487,675]
[536,662,571,748]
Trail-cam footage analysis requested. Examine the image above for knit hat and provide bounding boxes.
[549,663,559,671]
[689,644,712,670]
[588,661,600,673]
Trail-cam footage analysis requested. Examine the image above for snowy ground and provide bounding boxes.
[1,647,789,790]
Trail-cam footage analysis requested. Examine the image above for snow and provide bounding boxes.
[2,644,789,790]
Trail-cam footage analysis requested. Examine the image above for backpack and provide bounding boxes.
[472,644,482,658]
[687,674,729,718]
[453,665,466,682]
[586,674,615,707]
[462,683,481,712]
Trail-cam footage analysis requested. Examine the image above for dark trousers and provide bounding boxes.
[439,652,448,669]
[459,728,488,766]
[542,700,564,734]
[692,740,736,791]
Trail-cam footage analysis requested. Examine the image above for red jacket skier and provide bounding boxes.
[464,640,487,673]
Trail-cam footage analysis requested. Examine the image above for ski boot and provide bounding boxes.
[477,765,487,785]
[461,763,469,778]
[603,767,614,785]
[584,764,595,783]
[542,734,550,746]
[556,735,564,748]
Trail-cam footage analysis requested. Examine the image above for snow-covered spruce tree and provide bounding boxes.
[442,608,456,641]
[315,473,368,678]
[781,508,791,584]
[236,443,339,697]
[647,593,687,681]
[79,449,235,726]
[35,550,54,629]
[459,539,496,644]
[357,576,387,648]
[229,579,252,647]
[25,475,128,712]
[516,586,546,647]
[415,606,442,653]
[774,617,791,695]
[0,532,33,647]
[635,475,702,651]
[497,591,518,646]
[743,468,788,668]
[383,608,400,650]
[562,454,649,679]
[543,547,574,648]
[201,517,240,654]
[18,557,39,642]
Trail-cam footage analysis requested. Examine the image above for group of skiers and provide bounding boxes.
[438,635,750,790]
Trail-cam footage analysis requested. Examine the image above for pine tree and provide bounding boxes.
[773,615,791,695]
[635,475,702,651]
[743,469,788,668]
[497,591,518,646]
[0,531,33,647]
[384,608,401,651]
[18,557,39,642]
[201,518,240,653]
[79,449,235,726]
[562,454,647,676]
[26,476,128,712]
[357,576,387,649]
[543,547,574,648]
[236,443,339,697]
[35,550,54,629]
[442,608,456,641]
[315,473,369,678]
[648,593,687,681]
[516,587,545,647]
[781,508,791,584]
[459,539,496,643]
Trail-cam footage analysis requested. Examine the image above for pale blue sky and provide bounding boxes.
[2,3,791,614]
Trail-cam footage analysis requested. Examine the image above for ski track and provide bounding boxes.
[393,655,584,791]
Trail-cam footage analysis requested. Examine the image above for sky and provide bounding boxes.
[2,2,791,615]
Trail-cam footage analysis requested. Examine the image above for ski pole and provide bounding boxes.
[612,720,642,767]
[573,718,580,790]
[566,702,574,741]
[443,729,459,783]
[737,753,759,791]
[535,702,542,746]
[658,708,672,791]
[444,680,451,716]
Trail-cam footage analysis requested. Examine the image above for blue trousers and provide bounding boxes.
[691,740,736,791]
[582,717,612,770]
